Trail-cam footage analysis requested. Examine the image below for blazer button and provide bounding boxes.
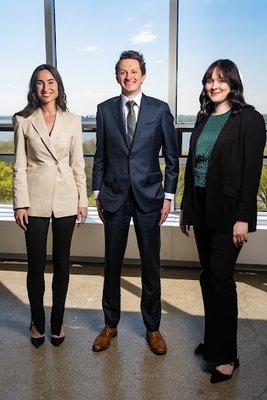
[129,156,133,159]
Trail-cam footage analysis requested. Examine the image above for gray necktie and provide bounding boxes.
[126,100,136,144]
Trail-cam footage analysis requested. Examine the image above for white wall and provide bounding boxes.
[1,220,266,269]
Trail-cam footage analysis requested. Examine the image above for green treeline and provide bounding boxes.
[0,148,267,210]
[0,140,96,155]
[0,141,14,153]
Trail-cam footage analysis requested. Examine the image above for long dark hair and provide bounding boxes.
[15,64,67,118]
[197,59,251,120]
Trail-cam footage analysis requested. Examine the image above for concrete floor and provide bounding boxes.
[0,262,266,400]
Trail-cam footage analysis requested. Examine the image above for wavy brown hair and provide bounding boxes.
[15,64,67,118]
[197,59,252,121]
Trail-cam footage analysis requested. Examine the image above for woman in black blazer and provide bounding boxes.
[180,59,265,383]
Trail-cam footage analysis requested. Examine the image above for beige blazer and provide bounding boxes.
[13,108,88,217]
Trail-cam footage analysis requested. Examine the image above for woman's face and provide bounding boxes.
[35,69,59,106]
[205,67,231,107]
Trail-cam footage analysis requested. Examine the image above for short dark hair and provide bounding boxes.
[15,64,67,118]
[115,50,146,75]
[198,59,251,119]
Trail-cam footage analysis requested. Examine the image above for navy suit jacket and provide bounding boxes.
[92,94,179,212]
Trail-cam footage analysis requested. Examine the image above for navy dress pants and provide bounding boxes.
[103,191,162,332]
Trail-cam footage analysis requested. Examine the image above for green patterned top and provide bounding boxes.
[195,109,232,187]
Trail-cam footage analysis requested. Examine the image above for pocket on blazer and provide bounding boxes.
[147,172,163,184]
[222,185,240,201]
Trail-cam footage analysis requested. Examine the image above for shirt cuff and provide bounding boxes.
[164,193,174,200]
[93,190,100,199]
[164,192,175,212]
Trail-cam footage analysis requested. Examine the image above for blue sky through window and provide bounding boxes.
[0,0,266,117]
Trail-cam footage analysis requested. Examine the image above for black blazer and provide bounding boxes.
[92,94,179,212]
[181,107,266,233]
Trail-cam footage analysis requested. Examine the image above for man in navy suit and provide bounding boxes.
[92,50,179,354]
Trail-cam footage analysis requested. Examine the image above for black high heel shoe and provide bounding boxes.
[210,358,240,384]
[51,336,65,347]
[194,342,204,355]
[51,326,65,347]
[30,324,45,348]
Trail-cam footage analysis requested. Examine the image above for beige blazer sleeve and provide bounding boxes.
[13,116,30,209]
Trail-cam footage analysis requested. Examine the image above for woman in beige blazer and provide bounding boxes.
[13,64,88,347]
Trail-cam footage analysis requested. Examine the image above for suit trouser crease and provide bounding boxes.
[194,187,241,363]
[103,192,162,331]
[25,214,76,336]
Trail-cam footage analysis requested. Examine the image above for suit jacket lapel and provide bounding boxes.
[30,108,59,162]
[131,94,153,147]
[111,97,129,149]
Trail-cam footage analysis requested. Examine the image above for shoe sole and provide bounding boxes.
[146,338,167,355]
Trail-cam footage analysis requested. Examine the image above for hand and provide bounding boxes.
[14,208,28,231]
[180,224,190,237]
[233,221,248,247]
[159,198,171,226]
[96,199,105,223]
[77,207,88,227]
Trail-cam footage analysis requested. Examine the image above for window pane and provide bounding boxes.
[0,161,13,204]
[84,157,95,206]
[55,0,169,118]
[175,164,185,209]
[0,132,14,154]
[258,165,267,212]
[0,1,45,118]
[177,0,267,122]
[83,131,96,155]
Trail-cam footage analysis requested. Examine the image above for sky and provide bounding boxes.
[1,0,267,117]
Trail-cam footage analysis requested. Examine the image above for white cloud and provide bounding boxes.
[131,30,157,44]
[79,45,100,52]
[140,22,154,29]
[126,17,134,22]
[156,59,163,64]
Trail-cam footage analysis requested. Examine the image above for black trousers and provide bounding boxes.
[25,214,76,335]
[103,191,162,332]
[194,187,241,363]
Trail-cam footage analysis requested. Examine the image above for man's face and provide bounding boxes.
[116,58,146,97]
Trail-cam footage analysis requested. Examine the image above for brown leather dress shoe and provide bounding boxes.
[92,326,117,352]
[146,331,167,355]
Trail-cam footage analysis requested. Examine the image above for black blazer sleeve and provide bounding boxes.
[236,110,266,222]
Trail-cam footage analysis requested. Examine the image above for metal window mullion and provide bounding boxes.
[44,0,57,66]
[168,0,179,121]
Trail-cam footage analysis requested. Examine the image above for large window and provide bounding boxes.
[176,0,267,211]
[0,0,45,117]
[0,0,266,211]
[0,1,46,204]
[55,0,169,206]
[55,0,169,117]
[177,0,267,122]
